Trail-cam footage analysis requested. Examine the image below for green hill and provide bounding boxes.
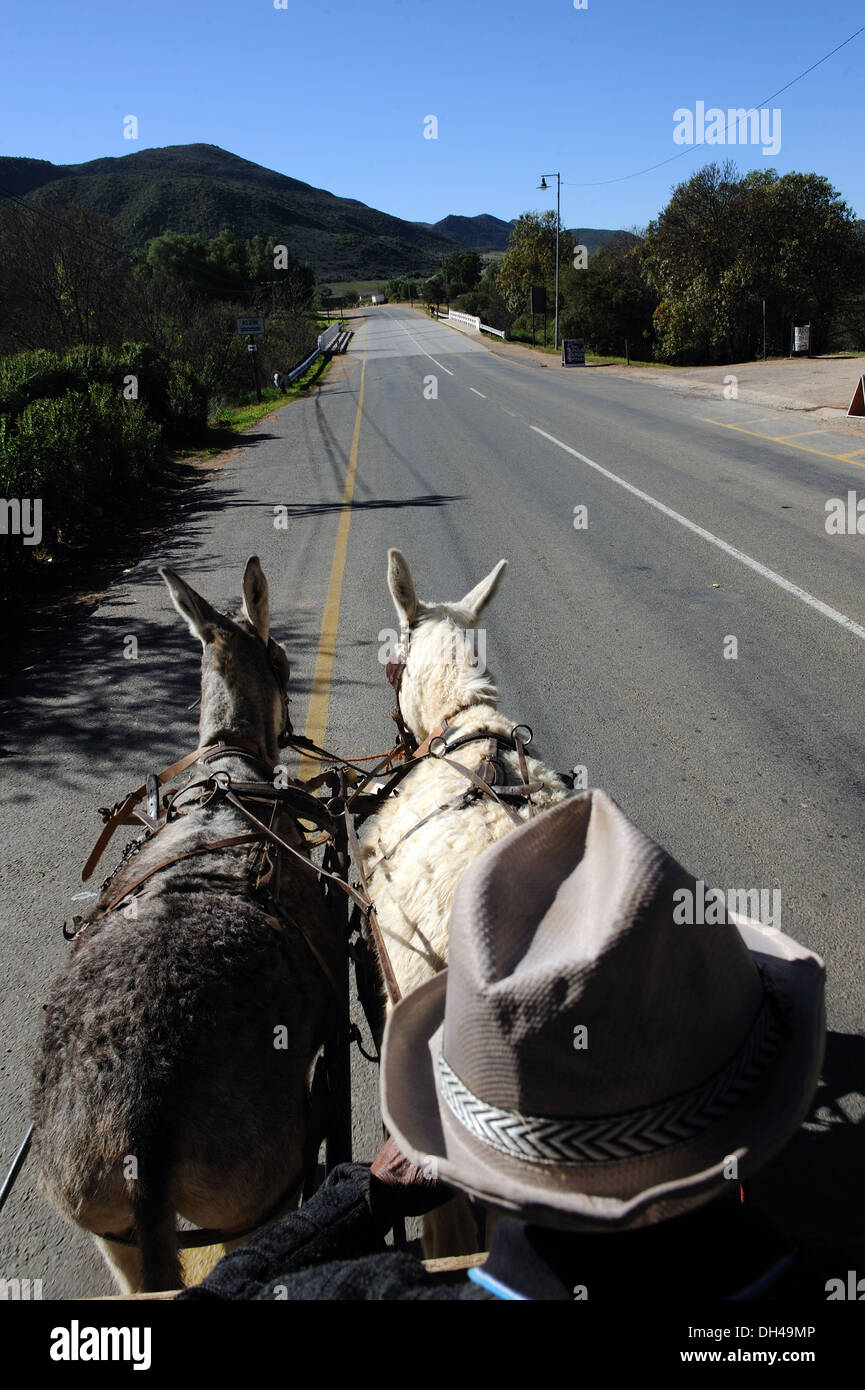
[0,145,635,279]
[568,227,640,254]
[0,144,459,281]
[422,213,634,255]
[426,213,516,249]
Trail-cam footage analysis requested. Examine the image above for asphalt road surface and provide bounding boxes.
[1,305,863,1297]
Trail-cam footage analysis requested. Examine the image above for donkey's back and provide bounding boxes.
[32,558,335,1292]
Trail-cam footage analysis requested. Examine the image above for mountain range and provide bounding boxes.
[0,144,627,281]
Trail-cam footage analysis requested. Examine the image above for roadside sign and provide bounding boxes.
[562,338,586,367]
[236,317,265,335]
[847,375,865,418]
[793,324,810,353]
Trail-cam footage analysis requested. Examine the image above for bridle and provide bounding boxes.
[384,620,418,759]
[264,634,294,748]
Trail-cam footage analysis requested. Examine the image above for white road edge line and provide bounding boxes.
[530,425,865,644]
[470,387,486,398]
[393,318,454,375]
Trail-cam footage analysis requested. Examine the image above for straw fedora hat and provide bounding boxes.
[381,790,825,1231]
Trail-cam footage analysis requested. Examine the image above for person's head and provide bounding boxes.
[382,791,825,1239]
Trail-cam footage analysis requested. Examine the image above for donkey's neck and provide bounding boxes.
[198,669,281,767]
[431,701,508,740]
[198,747,276,778]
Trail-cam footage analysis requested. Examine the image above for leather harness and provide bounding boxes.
[55,627,571,1257]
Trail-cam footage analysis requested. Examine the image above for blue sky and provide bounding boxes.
[1,0,862,230]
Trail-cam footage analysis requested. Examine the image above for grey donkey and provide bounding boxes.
[32,557,338,1293]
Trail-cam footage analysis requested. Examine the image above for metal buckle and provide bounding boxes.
[146,771,159,822]
[512,724,533,747]
[202,771,232,805]
[429,735,447,758]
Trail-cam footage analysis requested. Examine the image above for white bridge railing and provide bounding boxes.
[447,310,481,331]
[436,309,507,340]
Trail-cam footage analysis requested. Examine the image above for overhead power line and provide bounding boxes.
[561,21,865,189]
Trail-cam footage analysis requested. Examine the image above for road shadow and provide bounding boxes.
[274,493,466,518]
[747,1030,865,1259]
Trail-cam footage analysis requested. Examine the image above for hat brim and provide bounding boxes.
[381,917,825,1231]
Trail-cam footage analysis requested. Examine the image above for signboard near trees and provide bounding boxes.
[793,323,811,354]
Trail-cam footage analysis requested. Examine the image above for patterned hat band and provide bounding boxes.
[436,998,782,1167]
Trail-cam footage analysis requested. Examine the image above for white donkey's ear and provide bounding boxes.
[241,555,269,642]
[160,566,221,644]
[459,559,507,622]
[387,549,419,625]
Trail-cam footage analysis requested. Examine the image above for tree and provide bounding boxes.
[423,274,446,304]
[0,204,130,355]
[643,163,865,362]
[441,249,482,297]
[453,261,513,335]
[497,211,574,317]
[559,234,657,357]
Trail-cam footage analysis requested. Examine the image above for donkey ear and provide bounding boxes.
[459,559,507,621]
[387,549,419,625]
[241,555,269,642]
[160,566,220,644]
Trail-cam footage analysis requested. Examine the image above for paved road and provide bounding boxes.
[1,305,862,1296]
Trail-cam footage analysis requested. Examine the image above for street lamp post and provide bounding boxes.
[538,172,561,351]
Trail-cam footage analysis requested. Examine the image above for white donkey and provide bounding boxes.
[358,550,573,1252]
[359,549,573,1002]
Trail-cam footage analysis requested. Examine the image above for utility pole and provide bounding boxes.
[538,173,561,351]
[248,336,262,402]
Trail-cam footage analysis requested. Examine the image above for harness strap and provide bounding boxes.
[86,816,348,1035]
[282,734,401,777]
[99,834,263,916]
[434,753,524,826]
[82,739,273,883]
[218,787,372,918]
[342,807,403,1006]
[167,778,338,836]
[342,716,458,819]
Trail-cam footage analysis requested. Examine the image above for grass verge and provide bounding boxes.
[171,351,334,461]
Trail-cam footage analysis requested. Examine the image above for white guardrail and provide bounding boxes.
[447,310,481,331]
[275,322,347,389]
[436,308,506,340]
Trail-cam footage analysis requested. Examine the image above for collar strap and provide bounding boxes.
[81,739,273,883]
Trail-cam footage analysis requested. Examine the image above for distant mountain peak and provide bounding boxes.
[0,143,632,278]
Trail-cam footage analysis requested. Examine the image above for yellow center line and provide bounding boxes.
[772,429,826,440]
[703,417,865,465]
[297,328,368,780]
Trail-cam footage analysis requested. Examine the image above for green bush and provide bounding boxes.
[0,382,163,566]
[0,344,209,451]
[0,349,67,418]
[164,360,209,442]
